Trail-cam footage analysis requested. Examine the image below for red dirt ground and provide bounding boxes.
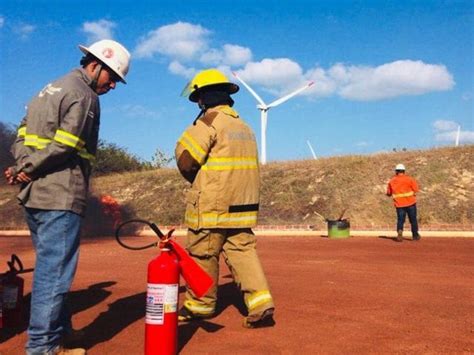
[1,235,473,354]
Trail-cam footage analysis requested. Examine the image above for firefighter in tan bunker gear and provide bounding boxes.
[175,69,275,328]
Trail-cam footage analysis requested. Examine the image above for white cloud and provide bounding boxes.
[304,67,337,97]
[336,60,454,100]
[236,58,304,95]
[134,22,210,60]
[200,44,252,67]
[168,61,196,79]
[234,59,454,100]
[434,130,474,144]
[81,19,116,43]
[222,44,252,66]
[199,48,223,65]
[433,119,474,144]
[14,23,35,39]
[433,119,458,131]
[459,131,474,143]
[0,16,4,28]
[135,22,455,102]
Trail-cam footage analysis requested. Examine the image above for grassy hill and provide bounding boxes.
[0,145,472,233]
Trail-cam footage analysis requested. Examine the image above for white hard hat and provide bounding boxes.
[395,163,406,171]
[79,39,131,83]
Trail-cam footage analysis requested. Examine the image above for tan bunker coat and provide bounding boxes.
[176,105,259,230]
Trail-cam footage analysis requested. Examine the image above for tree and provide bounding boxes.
[0,122,16,174]
[93,139,153,175]
[151,148,174,168]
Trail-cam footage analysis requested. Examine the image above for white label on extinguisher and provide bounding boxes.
[146,283,178,325]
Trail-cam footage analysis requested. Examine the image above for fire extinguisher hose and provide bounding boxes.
[115,219,174,250]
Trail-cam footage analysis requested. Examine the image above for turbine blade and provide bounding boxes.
[232,72,267,108]
[267,81,314,108]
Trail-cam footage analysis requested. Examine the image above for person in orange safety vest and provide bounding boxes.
[386,163,421,242]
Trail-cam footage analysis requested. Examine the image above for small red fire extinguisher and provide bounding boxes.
[115,219,213,355]
[0,254,34,329]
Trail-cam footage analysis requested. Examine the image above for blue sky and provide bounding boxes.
[1,0,473,163]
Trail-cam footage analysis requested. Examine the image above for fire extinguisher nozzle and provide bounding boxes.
[169,240,213,298]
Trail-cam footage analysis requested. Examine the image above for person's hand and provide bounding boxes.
[15,171,32,184]
[4,167,32,185]
[4,167,16,185]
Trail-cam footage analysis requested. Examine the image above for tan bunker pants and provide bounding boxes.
[183,228,274,317]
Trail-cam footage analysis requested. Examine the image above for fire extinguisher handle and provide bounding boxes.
[8,254,23,272]
[149,223,166,239]
[5,254,34,275]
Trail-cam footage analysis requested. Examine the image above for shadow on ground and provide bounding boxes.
[1,278,245,353]
[0,281,115,344]
[178,279,245,352]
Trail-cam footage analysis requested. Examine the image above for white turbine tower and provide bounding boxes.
[455,125,461,147]
[232,72,314,164]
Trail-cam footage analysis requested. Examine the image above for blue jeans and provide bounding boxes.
[24,208,82,355]
[396,204,419,236]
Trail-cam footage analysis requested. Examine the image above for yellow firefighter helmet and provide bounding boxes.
[181,69,239,102]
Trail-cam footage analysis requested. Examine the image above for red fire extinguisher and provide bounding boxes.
[0,254,34,329]
[116,219,213,355]
[145,243,179,354]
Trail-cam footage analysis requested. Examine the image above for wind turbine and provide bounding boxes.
[232,72,314,164]
[455,125,461,147]
[306,140,318,160]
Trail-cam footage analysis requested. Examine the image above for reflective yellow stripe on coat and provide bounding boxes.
[185,211,258,229]
[392,191,415,198]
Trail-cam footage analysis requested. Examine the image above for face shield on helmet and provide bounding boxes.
[181,69,239,102]
[78,39,131,84]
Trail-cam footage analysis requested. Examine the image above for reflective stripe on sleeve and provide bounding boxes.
[24,134,53,149]
[23,133,95,161]
[54,129,85,150]
[78,149,96,161]
[17,126,26,137]
[246,290,273,311]
[201,157,258,171]
[178,132,206,165]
